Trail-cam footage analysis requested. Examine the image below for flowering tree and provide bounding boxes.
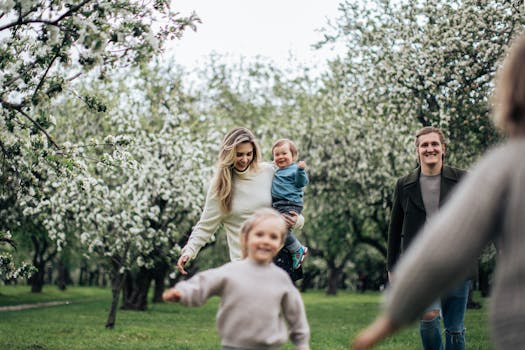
[299,0,525,292]
[0,230,37,281]
[0,0,199,284]
[320,0,524,165]
[0,124,72,290]
[29,61,215,326]
[199,0,525,294]
[43,116,210,328]
[0,0,198,143]
[190,56,415,293]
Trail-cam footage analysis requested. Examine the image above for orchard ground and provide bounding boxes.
[0,285,493,349]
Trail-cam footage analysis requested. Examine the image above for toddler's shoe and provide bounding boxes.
[292,246,308,270]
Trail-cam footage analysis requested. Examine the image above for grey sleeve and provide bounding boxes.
[282,286,310,349]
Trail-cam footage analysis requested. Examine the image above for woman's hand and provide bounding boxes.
[162,288,182,302]
[177,255,190,275]
[281,210,298,228]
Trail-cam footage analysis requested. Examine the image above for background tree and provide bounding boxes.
[0,0,200,285]
[298,0,525,293]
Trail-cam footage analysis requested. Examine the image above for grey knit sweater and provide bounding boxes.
[175,259,310,350]
[385,139,525,349]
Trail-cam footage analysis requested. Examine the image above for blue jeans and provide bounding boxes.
[272,199,303,252]
[420,279,470,350]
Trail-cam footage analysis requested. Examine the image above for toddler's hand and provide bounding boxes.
[297,160,307,169]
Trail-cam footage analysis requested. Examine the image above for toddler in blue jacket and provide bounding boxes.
[271,138,309,270]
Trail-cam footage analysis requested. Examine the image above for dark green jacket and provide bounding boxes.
[386,165,466,271]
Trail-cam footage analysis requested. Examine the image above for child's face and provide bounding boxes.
[272,143,294,169]
[246,217,284,264]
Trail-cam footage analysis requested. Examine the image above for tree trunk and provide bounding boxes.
[56,260,68,291]
[78,261,87,286]
[479,264,491,298]
[29,231,57,293]
[29,265,45,293]
[121,268,152,311]
[326,266,342,295]
[151,259,169,303]
[299,270,314,292]
[106,270,124,329]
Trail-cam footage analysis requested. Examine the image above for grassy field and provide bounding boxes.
[0,285,493,349]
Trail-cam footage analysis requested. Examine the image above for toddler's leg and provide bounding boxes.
[285,231,302,252]
[285,232,308,270]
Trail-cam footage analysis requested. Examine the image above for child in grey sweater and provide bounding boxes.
[163,208,310,350]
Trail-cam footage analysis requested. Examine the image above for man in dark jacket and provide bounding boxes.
[387,126,470,350]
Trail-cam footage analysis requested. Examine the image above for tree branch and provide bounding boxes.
[0,0,93,31]
[0,100,59,149]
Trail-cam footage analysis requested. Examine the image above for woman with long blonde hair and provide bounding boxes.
[177,127,303,276]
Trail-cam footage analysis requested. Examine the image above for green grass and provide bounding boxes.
[0,286,493,349]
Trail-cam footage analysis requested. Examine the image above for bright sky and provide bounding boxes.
[167,0,345,73]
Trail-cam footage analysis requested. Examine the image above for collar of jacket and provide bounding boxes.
[401,165,462,211]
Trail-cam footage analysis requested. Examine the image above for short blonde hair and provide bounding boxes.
[414,126,447,147]
[239,208,287,259]
[272,138,298,160]
[492,33,525,136]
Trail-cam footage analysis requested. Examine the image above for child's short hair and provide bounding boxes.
[240,208,288,259]
[272,138,298,160]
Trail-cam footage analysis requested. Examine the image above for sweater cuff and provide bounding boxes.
[181,246,196,260]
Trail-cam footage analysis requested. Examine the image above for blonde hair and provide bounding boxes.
[415,126,447,147]
[272,138,298,160]
[239,208,287,259]
[492,33,525,136]
[212,127,262,213]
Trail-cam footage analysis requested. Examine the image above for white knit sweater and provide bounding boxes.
[182,162,277,261]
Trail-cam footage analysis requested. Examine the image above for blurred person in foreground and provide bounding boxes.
[353,32,525,350]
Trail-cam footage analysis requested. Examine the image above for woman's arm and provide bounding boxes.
[178,186,223,274]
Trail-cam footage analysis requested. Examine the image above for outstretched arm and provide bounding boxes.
[178,186,223,274]
[162,288,182,302]
[352,315,399,350]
